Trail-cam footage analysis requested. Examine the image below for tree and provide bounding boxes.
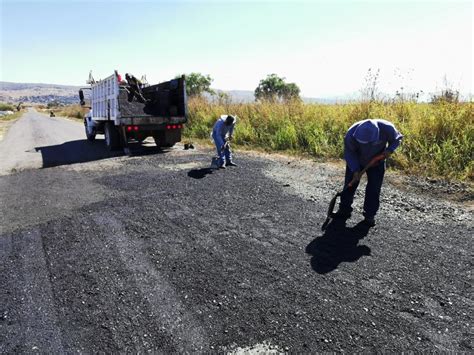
[254,74,301,102]
[281,82,301,101]
[178,72,214,97]
[46,100,61,109]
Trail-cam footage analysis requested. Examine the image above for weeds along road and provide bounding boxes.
[0,109,472,353]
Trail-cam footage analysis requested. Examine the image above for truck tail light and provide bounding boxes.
[126,125,139,132]
[166,124,183,130]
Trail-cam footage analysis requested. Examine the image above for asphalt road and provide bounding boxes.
[0,110,472,353]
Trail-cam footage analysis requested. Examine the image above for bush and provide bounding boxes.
[0,103,15,111]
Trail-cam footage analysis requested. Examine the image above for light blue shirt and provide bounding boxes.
[344,119,403,172]
[212,115,236,139]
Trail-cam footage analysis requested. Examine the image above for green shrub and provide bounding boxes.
[0,103,15,111]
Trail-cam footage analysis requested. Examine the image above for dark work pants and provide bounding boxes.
[339,161,386,218]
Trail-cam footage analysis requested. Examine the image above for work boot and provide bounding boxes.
[362,217,376,227]
[226,161,238,167]
[331,210,352,220]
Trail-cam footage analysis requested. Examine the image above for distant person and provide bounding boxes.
[50,111,55,117]
[212,115,237,169]
[332,119,403,227]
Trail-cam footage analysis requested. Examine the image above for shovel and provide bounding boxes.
[321,154,385,230]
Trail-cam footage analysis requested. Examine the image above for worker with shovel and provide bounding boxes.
[212,115,238,169]
[332,119,403,227]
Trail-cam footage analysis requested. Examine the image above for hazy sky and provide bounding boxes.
[1,0,472,98]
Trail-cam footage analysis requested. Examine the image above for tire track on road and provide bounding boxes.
[0,229,64,353]
[92,212,209,352]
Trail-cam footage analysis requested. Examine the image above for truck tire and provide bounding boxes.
[104,122,121,151]
[153,131,178,148]
[153,136,174,148]
[84,121,96,141]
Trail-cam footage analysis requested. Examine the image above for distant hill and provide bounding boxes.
[0,81,81,105]
[0,81,344,105]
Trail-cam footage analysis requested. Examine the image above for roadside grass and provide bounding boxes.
[184,98,474,181]
[0,111,22,122]
[0,103,24,141]
[45,104,87,122]
[0,103,20,119]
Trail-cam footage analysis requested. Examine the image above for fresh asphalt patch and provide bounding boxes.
[0,146,472,353]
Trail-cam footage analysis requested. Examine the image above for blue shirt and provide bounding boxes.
[212,115,236,139]
[344,119,403,172]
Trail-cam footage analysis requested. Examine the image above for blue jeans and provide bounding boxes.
[339,161,385,218]
[213,134,232,166]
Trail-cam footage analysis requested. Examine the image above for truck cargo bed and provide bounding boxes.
[119,77,186,120]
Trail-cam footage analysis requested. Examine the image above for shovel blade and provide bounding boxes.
[326,194,338,216]
[321,193,340,231]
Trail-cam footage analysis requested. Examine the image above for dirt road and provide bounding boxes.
[0,110,472,352]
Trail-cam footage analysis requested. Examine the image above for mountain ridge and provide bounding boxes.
[0,81,342,104]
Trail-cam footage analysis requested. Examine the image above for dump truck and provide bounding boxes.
[79,71,187,150]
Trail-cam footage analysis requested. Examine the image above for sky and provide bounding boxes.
[0,0,472,98]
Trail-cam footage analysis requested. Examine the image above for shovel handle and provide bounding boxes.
[362,153,386,173]
[348,153,385,187]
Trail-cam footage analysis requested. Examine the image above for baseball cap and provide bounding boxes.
[353,119,379,144]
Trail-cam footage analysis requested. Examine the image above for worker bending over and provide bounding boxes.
[212,115,237,169]
[333,118,403,226]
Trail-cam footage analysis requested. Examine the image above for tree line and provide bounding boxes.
[180,71,463,104]
[177,73,301,102]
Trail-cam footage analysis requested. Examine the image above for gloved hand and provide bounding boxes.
[382,150,392,159]
[348,171,361,187]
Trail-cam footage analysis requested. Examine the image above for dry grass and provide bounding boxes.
[52,104,88,122]
[0,106,24,141]
[53,99,473,181]
[184,98,473,181]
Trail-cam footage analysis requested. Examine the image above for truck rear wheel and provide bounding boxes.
[104,122,121,151]
[153,136,174,148]
[153,131,179,148]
